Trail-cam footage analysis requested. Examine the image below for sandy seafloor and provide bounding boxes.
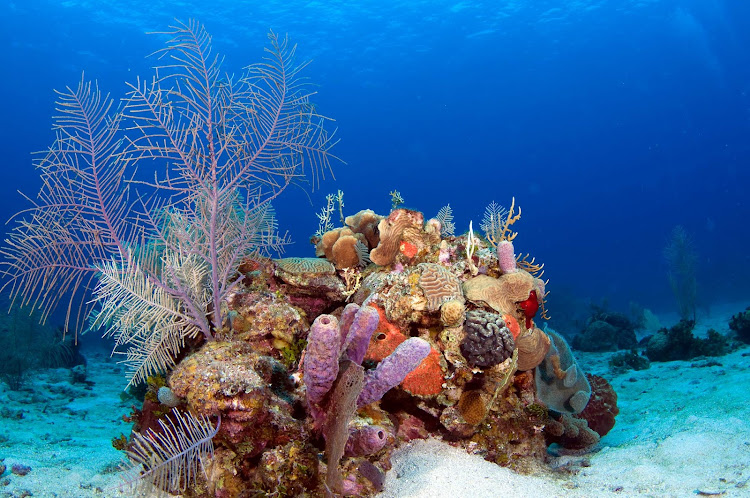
[1,303,748,498]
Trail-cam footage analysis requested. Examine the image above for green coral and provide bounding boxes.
[525,403,549,420]
[280,339,307,370]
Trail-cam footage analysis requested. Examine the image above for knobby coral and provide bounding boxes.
[461,310,515,369]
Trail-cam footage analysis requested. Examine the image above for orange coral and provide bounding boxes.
[399,240,418,259]
[401,347,444,396]
[364,305,407,362]
[503,314,521,339]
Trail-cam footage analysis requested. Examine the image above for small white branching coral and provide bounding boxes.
[316,193,337,237]
[315,190,345,237]
[122,408,220,497]
[479,201,509,246]
[435,204,455,237]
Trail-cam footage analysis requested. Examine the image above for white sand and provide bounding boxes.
[1,304,748,497]
[0,350,130,497]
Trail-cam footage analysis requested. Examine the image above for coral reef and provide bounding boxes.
[110,200,614,496]
[572,310,638,352]
[646,320,729,362]
[729,306,750,343]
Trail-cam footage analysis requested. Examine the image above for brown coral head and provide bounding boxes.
[331,234,365,269]
[345,209,384,248]
[462,275,502,310]
[418,263,464,312]
[440,299,465,327]
[370,209,424,266]
[457,390,487,426]
[515,327,551,371]
[462,272,535,319]
[317,227,343,259]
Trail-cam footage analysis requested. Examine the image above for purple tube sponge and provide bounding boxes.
[337,303,361,352]
[345,425,389,456]
[343,305,380,364]
[497,240,517,274]
[303,314,342,405]
[357,337,431,407]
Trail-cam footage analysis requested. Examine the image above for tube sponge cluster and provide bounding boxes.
[302,303,430,412]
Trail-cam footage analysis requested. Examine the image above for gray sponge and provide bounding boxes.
[535,329,591,414]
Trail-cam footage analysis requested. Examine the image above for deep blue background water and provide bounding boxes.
[1,0,748,331]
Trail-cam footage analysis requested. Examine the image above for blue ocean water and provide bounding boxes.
[1,4,750,496]
[1,0,748,320]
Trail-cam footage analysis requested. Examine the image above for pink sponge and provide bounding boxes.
[497,240,517,274]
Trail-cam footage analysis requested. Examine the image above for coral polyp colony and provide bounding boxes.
[130,200,618,497]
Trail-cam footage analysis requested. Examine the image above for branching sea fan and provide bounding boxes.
[0,20,340,386]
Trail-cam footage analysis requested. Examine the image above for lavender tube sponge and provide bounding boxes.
[343,305,380,365]
[497,240,517,274]
[337,303,361,352]
[357,337,431,407]
[304,314,341,404]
